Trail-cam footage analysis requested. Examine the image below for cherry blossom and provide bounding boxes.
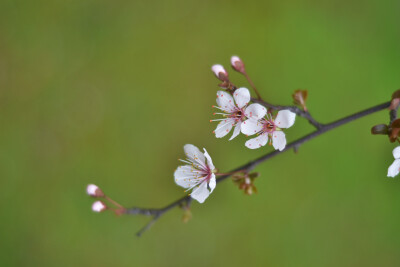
[174,144,216,203]
[211,88,266,140]
[388,146,400,177]
[241,109,296,151]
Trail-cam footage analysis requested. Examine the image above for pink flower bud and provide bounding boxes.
[230,55,245,73]
[211,64,229,82]
[86,184,104,197]
[92,200,107,212]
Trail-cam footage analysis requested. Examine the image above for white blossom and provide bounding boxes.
[241,109,296,151]
[211,88,266,140]
[174,144,216,203]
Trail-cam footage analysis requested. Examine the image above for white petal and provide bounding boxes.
[272,131,286,151]
[393,146,400,159]
[174,165,203,189]
[241,119,263,136]
[233,87,250,108]
[208,174,216,193]
[388,159,400,178]
[229,122,241,140]
[245,133,268,149]
[216,91,235,113]
[203,149,215,171]
[244,103,267,120]
[184,144,206,165]
[191,181,211,203]
[214,118,234,138]
[275,110,296,129]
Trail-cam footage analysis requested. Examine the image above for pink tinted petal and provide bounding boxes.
[245,133,268,149]
[244,103,267,120]
[241,119,263,136]
[229,122,242,140]
[272,131,286,151]
[214,118,234,138]
[233,87,250,108]
[275,110,296,129]
[216,91,235,113]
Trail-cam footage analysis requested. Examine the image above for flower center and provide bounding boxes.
[229,108,245,122]
[262,119,276,134]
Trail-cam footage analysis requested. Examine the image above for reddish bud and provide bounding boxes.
[389,90,400,110]
[230,55,246,74]
[86,184,105,198]
[211,64,229,82]
[92,200,107,213]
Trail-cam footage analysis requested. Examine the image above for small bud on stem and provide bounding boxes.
[92,201,107,213]
[211,64,229,82]
[86,184,105,198]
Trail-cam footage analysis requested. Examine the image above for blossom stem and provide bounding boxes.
[105,195,124,209]
[243,72,262,100]
[124,100,391,236]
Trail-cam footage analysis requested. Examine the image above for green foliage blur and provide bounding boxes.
[1,0,400,266]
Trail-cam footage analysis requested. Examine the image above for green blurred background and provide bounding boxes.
[1,0,400,266]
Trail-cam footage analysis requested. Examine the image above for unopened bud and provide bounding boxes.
[230,55,245,73]
[92,200,107,212]
[371,124,388,135]
[86,184,105,197]
[211,64,229,82]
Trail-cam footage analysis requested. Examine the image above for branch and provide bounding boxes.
[251,98,324,129]
[124,101,391,236]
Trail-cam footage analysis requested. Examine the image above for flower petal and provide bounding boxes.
[233,87,250,108]
[244,103,267,120]
[216,91,235,113]
[214,118,234,138]
[191,180,212,203]
[241,119,263,136]
[245,133,268,149]
[393,146,400,159]
[174,165,203,189]
[229,122,241,140]
[184,144,206,165]
[388,159,400,178]
[272,131,286,151]
[203,149,215,171]
[275,110,296,129]
[208,174,216,193]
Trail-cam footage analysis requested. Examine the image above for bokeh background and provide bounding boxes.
[1,0,400,266]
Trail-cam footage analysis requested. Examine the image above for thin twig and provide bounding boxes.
[251,98,324,129]
[124,101,390,236]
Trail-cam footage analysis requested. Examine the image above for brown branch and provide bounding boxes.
[124,101,390,236]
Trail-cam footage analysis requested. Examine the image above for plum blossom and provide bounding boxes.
[388,146,400,177]
[241,109,296,151]
[174,144,216,203]
[211,88,266,140]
